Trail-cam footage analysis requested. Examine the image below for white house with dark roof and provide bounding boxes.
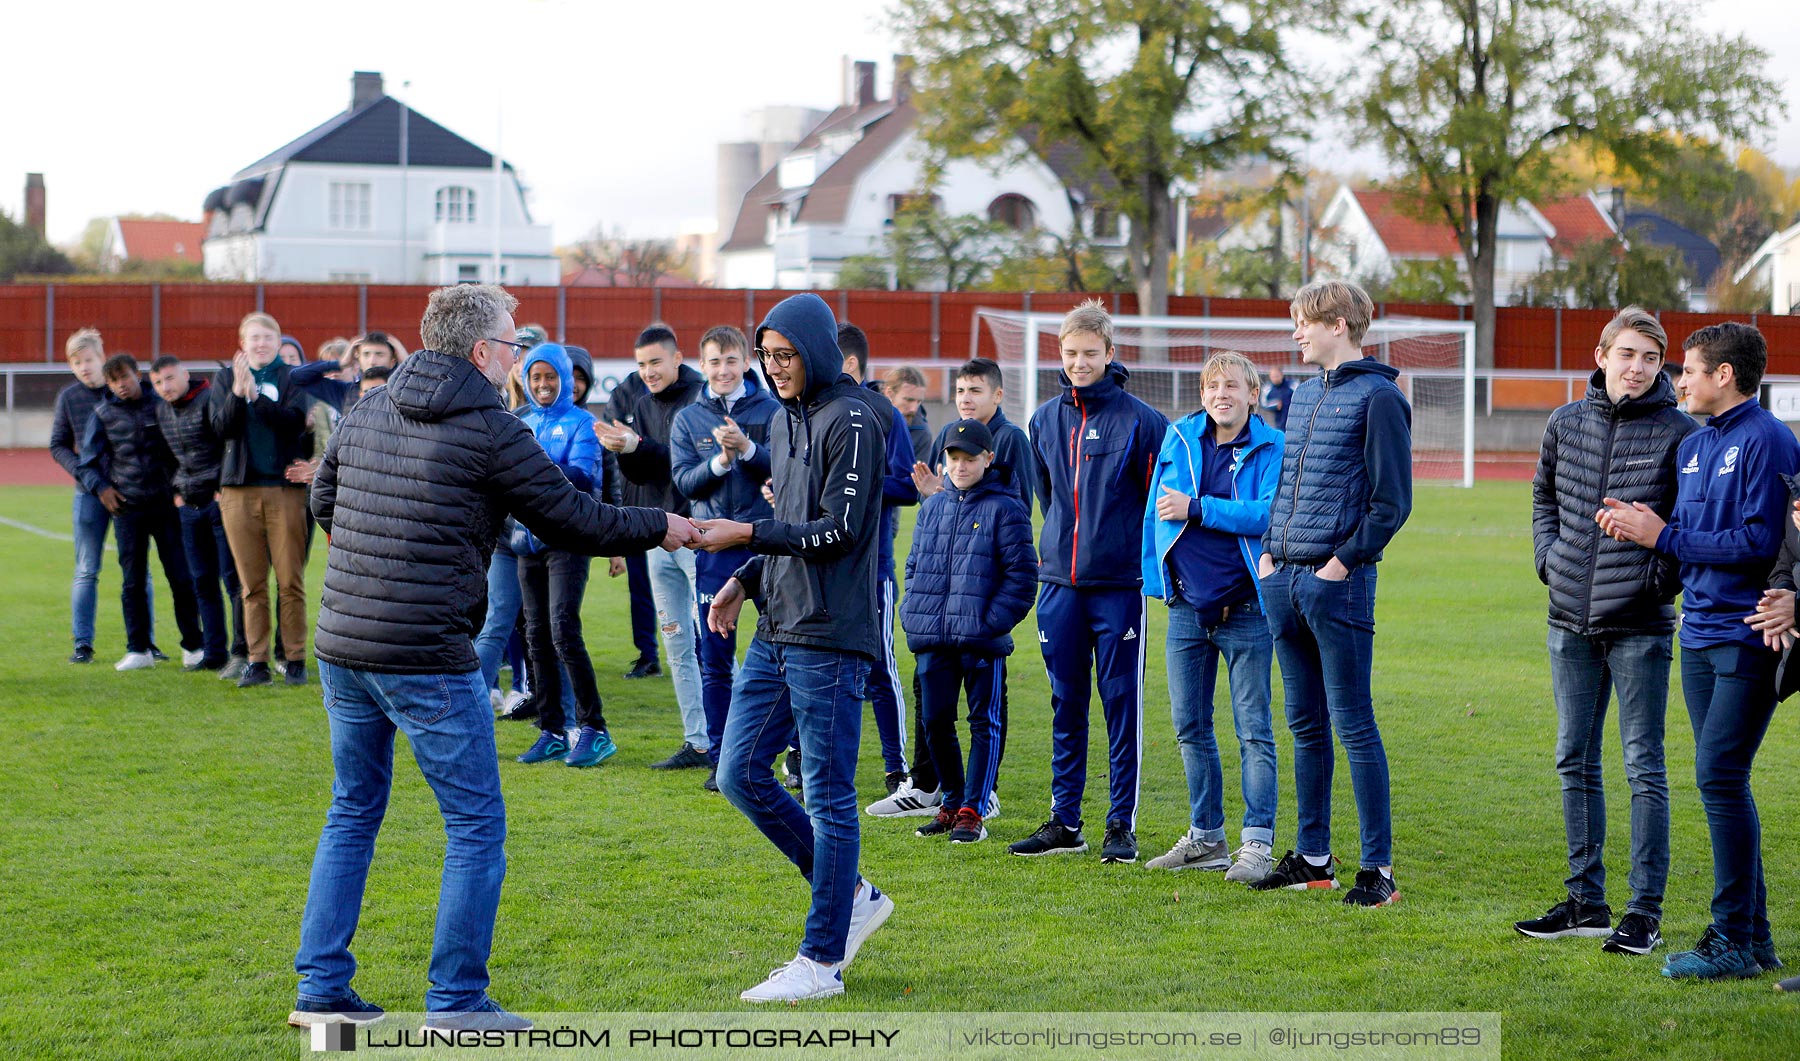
[1734,221,1800,314]
[718,59,1122,290]
[202,72,555,285]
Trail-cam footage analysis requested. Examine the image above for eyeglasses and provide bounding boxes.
[484,336,529,357]
[756,346,800,368]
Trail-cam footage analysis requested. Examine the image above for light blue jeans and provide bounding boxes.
[1166,600,1277,847]
[648,546,706,750]
[297,661,506,1012]
[71,490,151,648]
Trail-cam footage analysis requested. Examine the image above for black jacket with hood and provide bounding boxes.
[1532,368,1697,636]
[731,293,887,661]
[311,348,671,674]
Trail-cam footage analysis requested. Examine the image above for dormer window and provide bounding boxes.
[988,194,1038,232]
[436,186,478,224]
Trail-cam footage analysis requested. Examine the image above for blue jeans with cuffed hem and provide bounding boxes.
[716,638,867,965]
[298,661,506,1012]
[1166,600,1277,847]
[1546,626,1671,919]
[1263,562,1391,868]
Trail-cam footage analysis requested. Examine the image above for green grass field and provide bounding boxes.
[0,482,1795,1059]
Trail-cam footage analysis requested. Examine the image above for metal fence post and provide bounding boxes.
[1553,307,1562,370]
[556,285,567,342]
[929,292,941,360]
[357,285,368,335]
[255,284,265,312]
[652,286,663,323]
[151,283,162,356]
[44,285,55,362]
[744,289,755,333]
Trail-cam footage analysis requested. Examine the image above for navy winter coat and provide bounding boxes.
[671,372,778,523]
[901,471,1037,656]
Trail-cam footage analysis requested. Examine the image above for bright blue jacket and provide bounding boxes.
[669,372,778,523]
[901,471,1037,656]
[1142,413,1284,609]
[1656,398,1800,649]
[512,343,599,554]
[1028,362,1169,589]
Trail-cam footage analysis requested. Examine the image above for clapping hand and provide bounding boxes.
[713,417,749,462]
[1595,497,1664,548]
[1747,587,1797,652]
[596,420,641,454]
[231,354,257,400]
[911,461,942,498]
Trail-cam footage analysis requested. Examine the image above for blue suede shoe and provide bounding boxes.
[1663,926,1758,980]
[516,731,569,764]
[287,989,384,1027]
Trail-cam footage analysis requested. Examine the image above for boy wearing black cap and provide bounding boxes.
[900,419,1037,844]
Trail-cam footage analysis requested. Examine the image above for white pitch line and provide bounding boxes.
[0,515,76,543]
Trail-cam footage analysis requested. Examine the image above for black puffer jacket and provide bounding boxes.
[76,386,175,506]
[608,363,705,514]
[156,378,225,505]
[311,349,672,674]
[732,293,886,661]
[1532,369,1697,636]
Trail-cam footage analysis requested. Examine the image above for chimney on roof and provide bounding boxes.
[23,173,45,238]
[351,71,384,111]
[1608,185,1626,233]
[854,60,877,109]
[893,54,915,103]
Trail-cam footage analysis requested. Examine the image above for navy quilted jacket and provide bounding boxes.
[901,471,1037,655]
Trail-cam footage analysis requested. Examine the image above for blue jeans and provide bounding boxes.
[717,639,867,964]
[1546,627,1671,918]
[1166,600,1277,847]
[179,499,246,660]
[1263,563,1392,867]
[71,491,153,647]
[625,551,659,662]
[694,547,751,765]
[474,547,522,693]
[648,547,706,750]
[298,661,507,1012]
[1678,642,1779,946]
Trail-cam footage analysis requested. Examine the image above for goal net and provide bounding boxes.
[975,310,1476,486]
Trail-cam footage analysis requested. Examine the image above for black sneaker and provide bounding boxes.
[650,743,708,770]
[1100,819,1138,863]
[287,989,385,1027]
[237,661,272,688]
[623,657,661,680]
[1248,850,1341,891]
[783,749,804,790]
[1753,936,1782,973]
[187,654,228,672]
[284,660,307,686]
[1008,819,1088,857]
[1343,868,1401,907]
[916,807,956,837]
[703,766,720,792]
[883,770,906,795]
[1514,896,1612,939]
[1603,912,1662,954]
[149,645,170,662]
[69,644,94,664]
[499,699,539,722]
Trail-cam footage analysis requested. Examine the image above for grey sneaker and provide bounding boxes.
[1224,840,1277,883]
[218,656,249,681]
[1145,834,1230,871]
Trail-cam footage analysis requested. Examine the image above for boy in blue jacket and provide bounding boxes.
[1600,322,1800,979]
[671,325,779,792]
[1010,299,1169,863]
[901,419,1037,844]
[510,343,615,769]
[1142,352,1284,883]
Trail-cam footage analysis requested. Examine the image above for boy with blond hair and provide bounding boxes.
[1251,280,1412,906]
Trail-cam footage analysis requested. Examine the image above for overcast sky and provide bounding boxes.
[5,0,1793,249]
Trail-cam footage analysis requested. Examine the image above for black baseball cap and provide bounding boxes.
[942,418,995,455]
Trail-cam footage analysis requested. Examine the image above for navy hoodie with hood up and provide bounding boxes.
[730,293,886,661]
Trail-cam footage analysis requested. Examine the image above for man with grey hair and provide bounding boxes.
[290,283,699,1035]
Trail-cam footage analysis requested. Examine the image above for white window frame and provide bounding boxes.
[435,186,478,225]
[329,182,372,231]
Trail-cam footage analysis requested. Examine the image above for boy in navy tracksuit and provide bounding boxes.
[671,325,779,791]
[1600,322,1800,979]
[901,419,1037,844]
[1010,300,1169,863]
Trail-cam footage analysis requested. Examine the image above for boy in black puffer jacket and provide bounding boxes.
[900,419,1036,844]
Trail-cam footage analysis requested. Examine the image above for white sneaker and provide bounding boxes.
[489,687,504,712]
[739,955,844,1003]
[985,792,1002,820]
[842,880,894,969]
[865,783,941,817]
[1225,840,1277,884]
[500,690,530,715]
[181,648,205,667]
[115,652,155,671]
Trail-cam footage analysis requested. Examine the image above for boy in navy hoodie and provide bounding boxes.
[901,419,1036,844]
[1009,300,1169,863]
[1600,322,1800,979]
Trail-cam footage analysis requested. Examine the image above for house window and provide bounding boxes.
[329,182,372,230]
[886,194,942,225]
[435,186,478,224]
[1091,207,1121,241]
[328,271,372,282]
[988,194,1038,231]
[458,264,481,283]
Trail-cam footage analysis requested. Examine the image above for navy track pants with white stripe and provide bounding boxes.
[1037,582,1146,831]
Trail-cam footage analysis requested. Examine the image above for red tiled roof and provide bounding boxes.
[1536,194,1616,257]
[1353,190,1462,257]
[117,219,205,263]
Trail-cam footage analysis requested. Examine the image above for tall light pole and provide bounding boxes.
[398,80,410,283]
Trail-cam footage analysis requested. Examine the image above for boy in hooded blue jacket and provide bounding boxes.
[901,419,1037,844]
[510,343,615,769]
[1141,352,1284,884]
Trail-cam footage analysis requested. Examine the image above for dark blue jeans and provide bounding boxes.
[1546,627,1671,918]
[179,499,246,660]
[112,500,203,656]
[1262,562,1392,868]
[1678,642,1778,946]
[625,551,659,663]
[717,639,867,964]
[694,546,751,765]
[300,662,506,1012]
